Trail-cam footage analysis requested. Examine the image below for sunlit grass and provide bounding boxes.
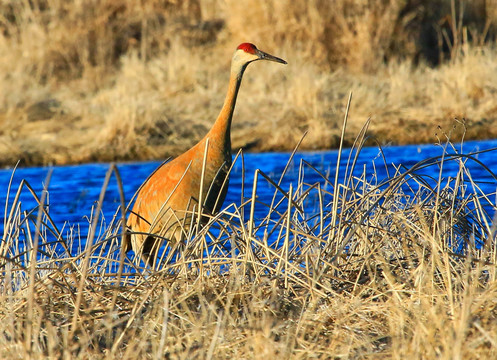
[1,110,497,358]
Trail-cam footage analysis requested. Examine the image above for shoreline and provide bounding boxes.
[1,114,496,168]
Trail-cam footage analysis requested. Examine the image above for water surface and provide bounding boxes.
[1,140,496,245]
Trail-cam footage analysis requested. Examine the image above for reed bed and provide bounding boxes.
[1,113,497,359]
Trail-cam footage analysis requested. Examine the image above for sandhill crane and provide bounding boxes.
[124,43,287,266]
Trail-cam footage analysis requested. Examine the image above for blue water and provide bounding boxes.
[1,139,497,258]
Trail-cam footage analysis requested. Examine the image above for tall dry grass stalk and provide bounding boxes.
[0,0,497,166]
[1,110,496,358]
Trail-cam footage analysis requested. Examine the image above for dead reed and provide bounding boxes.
[1,107,497,358]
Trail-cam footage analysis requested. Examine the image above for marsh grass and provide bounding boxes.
[1,107,497,358]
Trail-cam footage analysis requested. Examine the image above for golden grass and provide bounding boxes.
[1,114,497,358]
[0,0,497,166]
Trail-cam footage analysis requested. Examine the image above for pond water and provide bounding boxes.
[1,139,497,251]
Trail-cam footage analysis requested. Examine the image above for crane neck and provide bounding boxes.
[205,63,248,151]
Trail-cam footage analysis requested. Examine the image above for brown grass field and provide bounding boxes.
[1,0,497,359]
[0,0,497,166]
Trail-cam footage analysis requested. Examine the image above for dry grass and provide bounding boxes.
[0,0,497,166]
[1,114,497,358]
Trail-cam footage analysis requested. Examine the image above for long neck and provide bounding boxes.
[205,63,247,149]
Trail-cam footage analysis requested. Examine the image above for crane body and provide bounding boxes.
[125,43,287,266]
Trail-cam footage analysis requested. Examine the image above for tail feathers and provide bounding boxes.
[122,227,132,253]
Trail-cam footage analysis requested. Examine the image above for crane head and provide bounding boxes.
[233,43,287,68]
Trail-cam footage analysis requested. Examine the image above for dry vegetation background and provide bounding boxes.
[0,0,497,166]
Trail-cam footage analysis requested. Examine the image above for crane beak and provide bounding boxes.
[256,49,287,64]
